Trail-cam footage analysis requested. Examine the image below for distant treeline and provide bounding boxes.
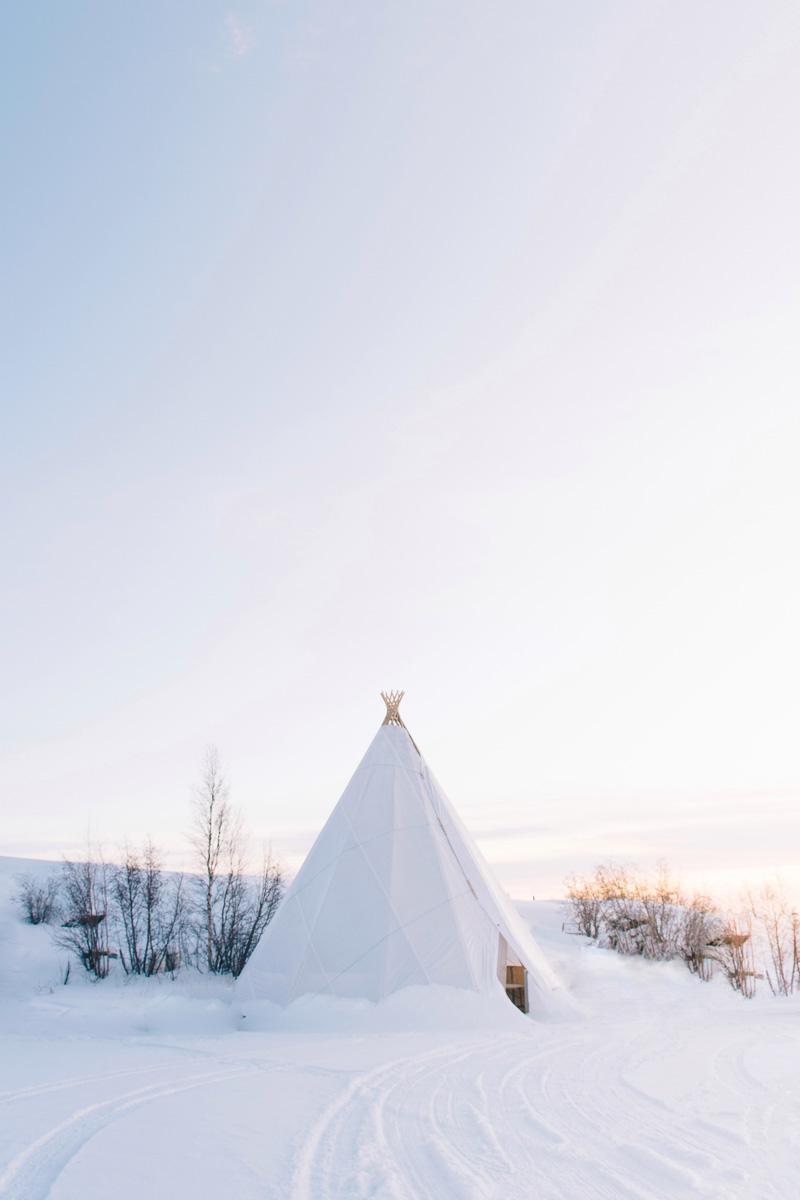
[14,747,285,982]
[565,863,800,999]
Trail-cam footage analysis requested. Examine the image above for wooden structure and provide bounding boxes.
[381,690,406,725]
[380,690,420,754]
[505,964,529,1013]
[497,933,530,1012]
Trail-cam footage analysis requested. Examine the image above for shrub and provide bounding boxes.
[14,873,60,925]
[675,895,722,981]
[111,841,185,976]
[564,863,736,989]
[707,918,758,999]
[54,858,114,979]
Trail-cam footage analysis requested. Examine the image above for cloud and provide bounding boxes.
[225,11,254,59]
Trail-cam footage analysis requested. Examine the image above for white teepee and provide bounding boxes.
[236,694,564,1013]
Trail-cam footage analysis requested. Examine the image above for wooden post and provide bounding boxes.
[380,690,420,754]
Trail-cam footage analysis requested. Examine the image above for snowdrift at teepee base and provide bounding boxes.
[236,693,572,1023]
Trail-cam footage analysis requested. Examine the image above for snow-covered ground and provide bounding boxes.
[1,857,799,1199]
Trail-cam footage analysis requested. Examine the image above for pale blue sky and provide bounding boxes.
[3,2,800,897]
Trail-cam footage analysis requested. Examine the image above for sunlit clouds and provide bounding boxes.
[2,2,800,900]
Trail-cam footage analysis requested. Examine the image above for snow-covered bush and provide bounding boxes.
[675,895,723,981]
[13,873,60,925]
[565,863,738,987]
[566,863,689,960]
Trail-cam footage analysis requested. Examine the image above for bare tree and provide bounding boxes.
[215,851,285,977]
[707,917,758,998]
[14,874,60,925]
[635,863,686,961]
[190,746,233,972]
[676,894,721,981]
[746,880,798,996]
[111,841,185,976]
[564,873,604,939]
[55,856,114,979]
[189,747,285,975]
[593,864,646,956]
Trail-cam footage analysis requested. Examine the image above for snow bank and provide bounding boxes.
[235,981,530,1034]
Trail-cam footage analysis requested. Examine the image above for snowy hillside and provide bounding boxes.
[1,856,799,1198]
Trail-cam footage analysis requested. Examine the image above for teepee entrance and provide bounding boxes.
[497,934,529,1013]
[505,965,529,1013]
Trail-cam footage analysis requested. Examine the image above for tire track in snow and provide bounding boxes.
[712,1026,800,1200]
[291,1033,599,1200]
[374,1039,514,1198]
[492,1035,653,1200]
[0,1064,165,1106]
[289,1009,800,1200]
[418,1038,578,1200]
[0,1067,252,1200]
[538,1020,716,1196]
[290,1037,507,1200]
[530,1013,770,1199]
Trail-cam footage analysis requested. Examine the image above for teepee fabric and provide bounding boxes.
[236,720,563,1010]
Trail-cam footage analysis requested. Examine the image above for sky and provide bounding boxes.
[2,1,800,900]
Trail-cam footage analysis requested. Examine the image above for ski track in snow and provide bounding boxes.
[287,1015,800,1200]
[1,1012,799,1199]
[0,1064,167,1106]
[0,1066,252,1200]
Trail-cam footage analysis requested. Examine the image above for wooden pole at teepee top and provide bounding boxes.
[380,690,420,754]
[381,690,405,726]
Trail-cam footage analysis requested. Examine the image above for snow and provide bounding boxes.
[2,856,800,1198]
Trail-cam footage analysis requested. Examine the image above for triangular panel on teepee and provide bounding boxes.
[236,694,566,1014]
